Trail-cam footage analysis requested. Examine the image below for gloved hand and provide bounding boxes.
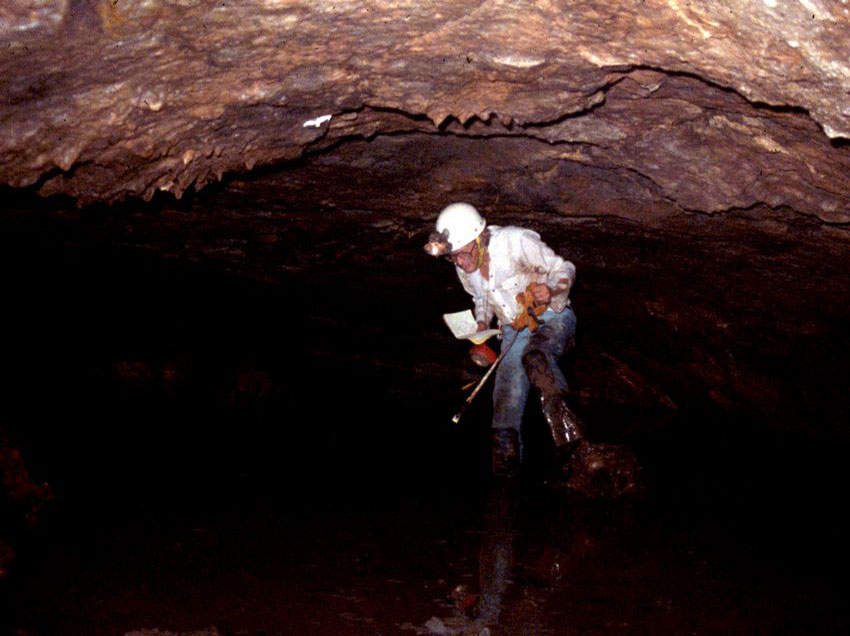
[512,284,549,332]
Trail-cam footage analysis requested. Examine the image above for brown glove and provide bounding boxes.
[511,285,548,332]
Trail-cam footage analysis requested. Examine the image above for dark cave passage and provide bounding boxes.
[1,197,849,635]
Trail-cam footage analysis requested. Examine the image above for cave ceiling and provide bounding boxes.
[1,0,849,436]
[0,0,849,217]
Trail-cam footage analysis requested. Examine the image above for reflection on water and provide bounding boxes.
[5,462,849,636]
[478,484,517,631]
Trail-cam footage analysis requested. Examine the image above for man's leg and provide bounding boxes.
[490,325,532,477]
[522,308,583,455]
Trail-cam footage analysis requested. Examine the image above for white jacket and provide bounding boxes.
[456,225,576,326]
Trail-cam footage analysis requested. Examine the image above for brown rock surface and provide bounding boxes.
[0,0,849,219]
[0,429,51,527]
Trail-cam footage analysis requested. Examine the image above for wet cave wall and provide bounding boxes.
[1,1,850,632]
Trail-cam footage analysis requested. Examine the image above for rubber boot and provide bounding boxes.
[523,350,584,459]
[491,428,521,478]
[538,391,584,460]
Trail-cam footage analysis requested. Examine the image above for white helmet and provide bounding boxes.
[436,203,486,252]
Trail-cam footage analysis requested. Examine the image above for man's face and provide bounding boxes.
[450,240,480,273]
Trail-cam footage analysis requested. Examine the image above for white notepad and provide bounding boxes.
[443,310,501,344]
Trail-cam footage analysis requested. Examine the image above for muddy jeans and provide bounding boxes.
[492,307,576,442]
